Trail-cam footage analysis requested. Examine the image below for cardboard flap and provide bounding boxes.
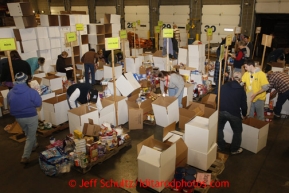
[115,75,135,96]
[160,143,176,166]
[188,102,205,115]
[137,135,154,155]
[162,122,176,141]
[88,118,94,125]
[99,99,114,116]
[138,145,162,167]
[201,94,217,109]
[179,108,196,119]
[124,72,141,90]
[242,117,269,138]
[152,96,177,108]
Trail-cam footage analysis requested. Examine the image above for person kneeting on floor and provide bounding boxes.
[218,71,247,155]
[7,72,42,164]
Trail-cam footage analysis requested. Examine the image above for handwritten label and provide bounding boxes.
[136,20,140,25]
[132,22,136,28]
[66,32,76,43]
[105,37,120,50]
[0,38,16,51]
[154,26,160,33]
[207,28,213,36]
[120,30,127,39]
[76,23,84,31]
[226,35,232,46]
[158,21,163,27]
[163,29,173,38]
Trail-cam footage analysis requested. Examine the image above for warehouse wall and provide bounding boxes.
[34,0,255,39]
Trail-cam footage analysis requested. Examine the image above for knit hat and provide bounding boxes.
[89,88,98,103]
[15,72,28,84]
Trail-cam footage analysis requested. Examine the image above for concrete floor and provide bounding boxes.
[1,111,289,193]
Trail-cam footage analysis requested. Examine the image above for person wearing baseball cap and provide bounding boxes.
[7,72,42,164]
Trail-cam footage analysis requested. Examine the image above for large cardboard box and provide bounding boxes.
[42,75,63,91]
[187,143,217,171]
[67,104,99,134]
[103,64,122,79]
[42,94,69,125]
[96,98,115,125]
[137,136,176,192]
[125,57,142,73]
[106,96,128,125]
[224,118,269,153]
[201,94,217,109]
[37,92,56,121]
[116,72,141,97]
[183,83,194,107]
[152,96,179,127]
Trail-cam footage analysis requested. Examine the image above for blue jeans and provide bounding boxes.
[16,115,38,159]
[274,89,289,116]
[168,87,184,108]
[249,99,265,121]
[84,63,95,85]
[218,111,243,152]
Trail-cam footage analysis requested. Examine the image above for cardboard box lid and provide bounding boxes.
[43,93,67,104]
[137,136,176,167]
[242,117,269,138]
[152,96,177,108]
[179,108,196,120]
[82,119,101,137]
[187,102,205,116]
[99,99,114,116]
[115,72,141,96]
[68,103,98,116]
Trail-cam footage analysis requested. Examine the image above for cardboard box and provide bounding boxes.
[271,62,284,72]
[184,116,217,153]
[116,72,141,97]
[187,143,217,171]
[125,57,142,73]
[179,108,196,130]
[7,2,33,16]
[42,94,69,125]
[37,38,51,50]
[224,118,269,153]
[104,14,120,24]
[82,119,101,137]
[201,94,217,109]
[183,83,194,107]
[131,48,143,57]
[163,122,188,167]
[152,96,179,127]
[13,16,37,29]
[37,92,56,121]
[68,104,99,134]
[96,98,115,125]
[106,96,128,125]
[21,39,38,52]
[13,28,36,41]
[40,15,59,27]
[42,75,63,91]
[137,136,176,192]
[139,65,153,75]
[35,26,49,39]
[47,26,61,37]
[103,64,122,79]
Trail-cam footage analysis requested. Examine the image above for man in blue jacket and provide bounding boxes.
[7,72,42,164]
[218,71,247,155]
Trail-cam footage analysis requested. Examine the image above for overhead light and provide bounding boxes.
[224,28,234,32]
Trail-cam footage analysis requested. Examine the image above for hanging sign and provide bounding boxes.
[154,26,160,33]
[66,32,77,43]
[105,37,120,50]
[226,35,232,46]
[76,23,84,31]
[207,28,213,36]
[120,30,127,39]
[0,38,16,51]
[256,27,261,34]
[235,27,241,34]
[158,21,163,27]
[163,29,173,38]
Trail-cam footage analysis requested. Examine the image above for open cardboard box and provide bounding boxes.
[42,94,69,125]
[103,64,122,79]
[152,96,179,127]
[82,119,101,137]
[137,135,176,192]
[42,75,63,91]
[201,94,217,109]
[179,102,205,130]
[68,103,99,134]
[270,62,284,72]
[162,122,188,168]
[125,57,142,73]
[37,92,56,121]
[106,95,128,125]
[116,72,141,97]
[224,118,269,153]
[97,98,115,125]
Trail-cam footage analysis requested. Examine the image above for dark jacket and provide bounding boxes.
[219,81,247,118]
[8,83,42,118]
[67,83,92,104]
[233,48,246,69]
[56,55,66,72]
[1,59,31,82]
[81,51,98,64]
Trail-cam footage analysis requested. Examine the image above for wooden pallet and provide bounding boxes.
[74,139,132,174]
[37,121,69,137]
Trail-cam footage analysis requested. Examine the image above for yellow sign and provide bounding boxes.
[163,29,173,38]
[136,20,140,25]
[154,26,160,33]
[120,30,127,39]
[132,22,136,28]
[219,45,225,61]
[66,32,76,43]
[226,35,232,46]
[105,37,120,50]
[76,23,84,31]
[0,38,16,51]
[158,21,163,27]
[207,28,213,36]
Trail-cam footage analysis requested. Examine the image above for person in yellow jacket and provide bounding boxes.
[241,59,269,121]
